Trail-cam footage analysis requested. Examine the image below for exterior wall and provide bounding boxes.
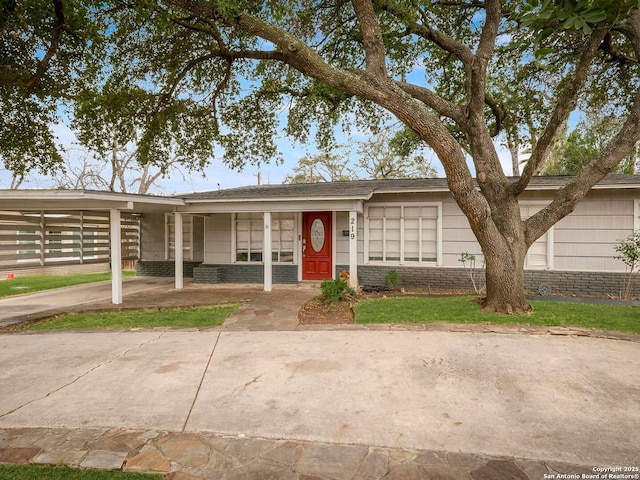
[336,264,639,298]
[552,190,636,271]
[205,214,232,263]
[140,213,166,261]
[139,187,640,288]
[366,189,639,272]
[193,264,298,284]
[136,260,201,277]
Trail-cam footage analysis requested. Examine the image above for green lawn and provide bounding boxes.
[0,271,136,298]
[0,464,161,479]
[24,304,240,331]
[354,295,640,334]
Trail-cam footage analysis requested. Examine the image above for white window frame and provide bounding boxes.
[634,199,640,232]
[521,202,554,270]
[364,202,442,266]
[232,212,297,264]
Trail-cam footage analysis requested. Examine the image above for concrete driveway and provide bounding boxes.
[1,329,638,468]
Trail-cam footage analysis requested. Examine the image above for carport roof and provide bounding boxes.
[0,189,184,212]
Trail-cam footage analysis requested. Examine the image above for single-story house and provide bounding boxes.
[1,174,639,303]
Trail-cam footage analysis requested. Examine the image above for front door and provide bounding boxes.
[302,211,332,280]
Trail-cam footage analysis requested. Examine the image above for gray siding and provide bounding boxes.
[140,213,166,261]
[553,190,636,271]
[205,214,232,263]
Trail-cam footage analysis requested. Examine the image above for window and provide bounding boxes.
[165,214,192,261]
[366,204,440,264]
[521,204,552,269]
[235,213,263,262]
[271,215,295,263]
[234,213,296,263]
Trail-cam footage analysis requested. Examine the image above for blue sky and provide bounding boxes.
[0,119,516,193]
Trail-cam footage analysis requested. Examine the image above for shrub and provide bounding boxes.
[383,269,399,288]
[320,278,355,303]
[614,230,640,300]
[458,252,485,294]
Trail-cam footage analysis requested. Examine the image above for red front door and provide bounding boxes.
[302,211,333,280]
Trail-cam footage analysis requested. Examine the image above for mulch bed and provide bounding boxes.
[297,297,356,324]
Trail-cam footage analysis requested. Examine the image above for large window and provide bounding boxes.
[366,204,440,264]
[234,213,295,263]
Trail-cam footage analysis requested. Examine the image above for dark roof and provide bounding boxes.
[178,174,640,201]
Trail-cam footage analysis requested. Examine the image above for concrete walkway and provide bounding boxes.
[0,282,639,478]
[0,277,176,329]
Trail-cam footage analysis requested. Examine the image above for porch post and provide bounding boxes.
[263,212,272,292]
[174,212,184,290]
[109,208,123,305]
[349,210,358,290]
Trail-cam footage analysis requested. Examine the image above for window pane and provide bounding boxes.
[404,206,421,217]
[385,207,401,218]
[369,207,384,218]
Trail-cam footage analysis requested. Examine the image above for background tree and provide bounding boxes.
[356,129,437,179]
[4,1,640,313]
[52,143,189,194]
[544,117,640,175]
[284,152,354,184]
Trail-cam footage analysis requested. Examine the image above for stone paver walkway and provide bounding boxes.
[0,427,595,479]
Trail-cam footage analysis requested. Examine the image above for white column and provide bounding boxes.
[109,208,123,305]
[263,212,272,292]
[349,210,358,289]
[174,212,184,290]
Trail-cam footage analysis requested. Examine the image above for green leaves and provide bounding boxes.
[520,0,639,61]
[521,0,638,34]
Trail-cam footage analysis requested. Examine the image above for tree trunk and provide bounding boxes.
[481,242,531,314]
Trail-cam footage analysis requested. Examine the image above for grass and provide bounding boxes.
[0,464,161,479]
[0,271,136,298]
[23,304,240,331]
[354,295,640,334]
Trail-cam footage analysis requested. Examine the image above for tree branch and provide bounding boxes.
[525,11,640,244]
[395,81,465,123]
[24,0,64,92]
[512,27,610,195]
[378,0,474,66]
[466,0,501,122]
[351,0,388,79]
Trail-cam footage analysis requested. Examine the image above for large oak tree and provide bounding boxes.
[5,0,640,313]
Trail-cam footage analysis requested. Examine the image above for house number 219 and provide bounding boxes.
[350,217,356,240]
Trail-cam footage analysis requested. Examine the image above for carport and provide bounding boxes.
[0,190,183,304]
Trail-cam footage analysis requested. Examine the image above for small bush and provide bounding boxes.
[383,270,399,288]
[320,278,355,303]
